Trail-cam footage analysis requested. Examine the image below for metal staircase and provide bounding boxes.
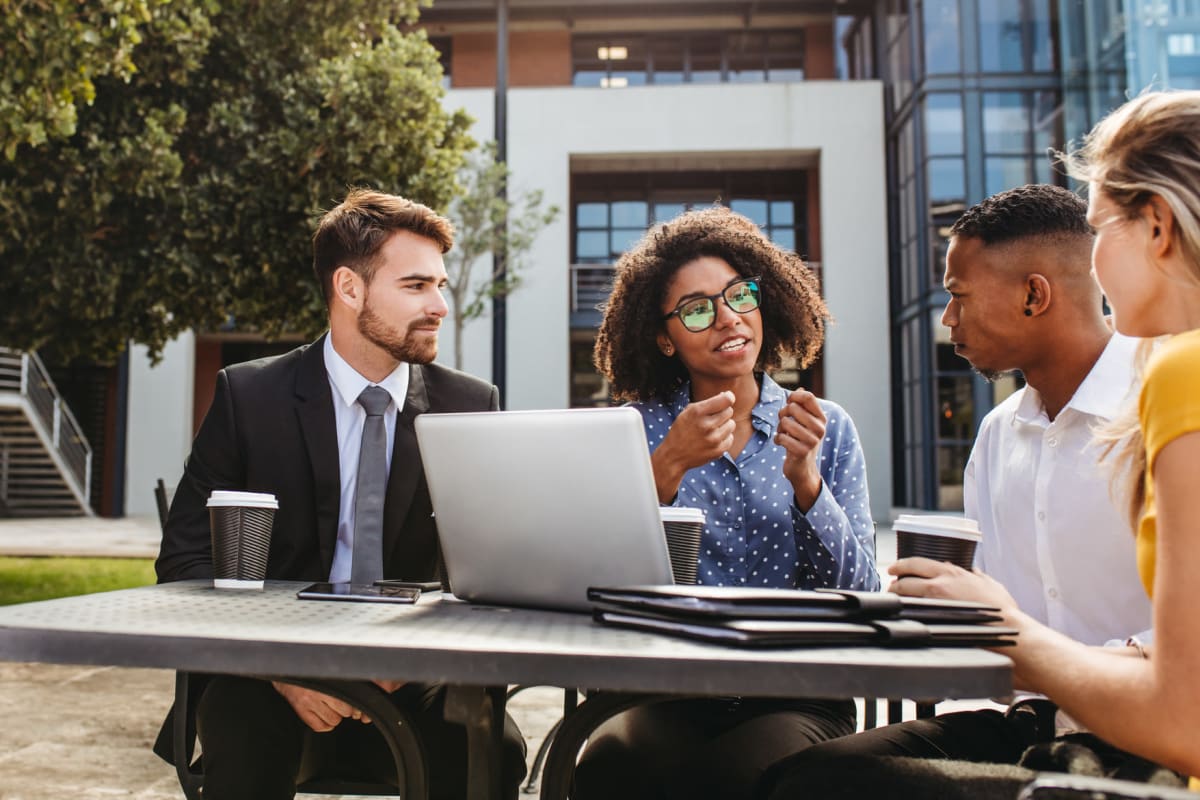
[0,348,94,517]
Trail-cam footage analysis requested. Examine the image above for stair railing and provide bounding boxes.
[0,348,93,503]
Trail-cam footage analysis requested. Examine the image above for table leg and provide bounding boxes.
[444,684,507,800]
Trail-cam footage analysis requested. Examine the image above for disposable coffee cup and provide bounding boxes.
[660,507,706,585]
[893,514,981,570]
[207,490,278,590]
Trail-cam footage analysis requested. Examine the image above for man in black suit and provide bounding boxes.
[154,189,526,800]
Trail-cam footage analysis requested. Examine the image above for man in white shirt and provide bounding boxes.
[759,184,1160,798]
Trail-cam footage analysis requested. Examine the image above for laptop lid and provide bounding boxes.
[414,407,674,612]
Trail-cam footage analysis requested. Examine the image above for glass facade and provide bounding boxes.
[876,0,1072,509]
[1125,0,1200,92]
[877,0,1198,510]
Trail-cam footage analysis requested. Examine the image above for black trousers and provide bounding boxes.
[572,697,857,800]
[195,675,527,800]
[756,703,1172,800]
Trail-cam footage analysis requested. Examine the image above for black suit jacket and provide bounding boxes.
[152,335,497,765]
[156,334,499,585]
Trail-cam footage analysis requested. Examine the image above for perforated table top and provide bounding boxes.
[0,580,1011,701]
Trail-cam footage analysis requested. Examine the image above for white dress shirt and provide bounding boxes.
[323,334,410,583]
[966,333,1152,646]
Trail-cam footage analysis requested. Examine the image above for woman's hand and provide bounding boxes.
[888,557,1020,619]
[776,389,826,510]
[651,391,735,502]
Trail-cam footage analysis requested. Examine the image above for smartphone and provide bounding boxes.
[296,582,421,604]
[373,579,444,592]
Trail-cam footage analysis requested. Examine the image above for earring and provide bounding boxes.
[663,345,674,355]
[1024,308,1033,317]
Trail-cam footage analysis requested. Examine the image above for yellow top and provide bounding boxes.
[1136,330,1200,791]
[1137,329,1200,596]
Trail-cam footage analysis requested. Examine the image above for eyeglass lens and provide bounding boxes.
[677,279,760,331]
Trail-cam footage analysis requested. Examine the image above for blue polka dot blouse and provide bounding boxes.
[633,375,880,591]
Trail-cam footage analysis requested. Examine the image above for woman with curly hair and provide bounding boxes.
[573,205,880,800]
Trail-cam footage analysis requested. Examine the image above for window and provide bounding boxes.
[982,90,1064,196]
[978,0,1057,73]
[572,172,809,265]
[1166,32,1200,89]
[571,31,806,86]
[428,36,452,88]
[836,14,876,80]
[933,311,974,510]
[922,0,961,74]
[885,0,914,110]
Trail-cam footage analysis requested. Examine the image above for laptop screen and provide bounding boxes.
[415,407,674,612]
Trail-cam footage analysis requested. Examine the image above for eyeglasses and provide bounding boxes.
[661,277,762,333]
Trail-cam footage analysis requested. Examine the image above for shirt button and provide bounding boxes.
[1048,437,1058,447]
[1047,588,1058,599]
[1037,511,1046,521]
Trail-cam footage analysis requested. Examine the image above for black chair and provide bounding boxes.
[155,479,428,799]
[171,672,427,799]
[154,478,170,530]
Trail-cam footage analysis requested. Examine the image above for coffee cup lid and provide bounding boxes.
[659,506,706,523]
[207,490,279,509]
[893,514,980,541]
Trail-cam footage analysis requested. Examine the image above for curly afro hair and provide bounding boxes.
[594,205,829,403]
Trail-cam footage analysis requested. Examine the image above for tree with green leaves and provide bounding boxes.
[444,143,559,371]
[0,0,158,159]
[0,0,473,365]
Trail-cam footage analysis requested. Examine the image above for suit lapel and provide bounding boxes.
[295,334,341,576]
[383,364,429,565]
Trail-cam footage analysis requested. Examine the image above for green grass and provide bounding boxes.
[0,557,156,606]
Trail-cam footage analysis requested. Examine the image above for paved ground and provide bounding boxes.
[0,516,941,799]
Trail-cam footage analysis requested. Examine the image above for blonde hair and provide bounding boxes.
[1058,90,1200,528]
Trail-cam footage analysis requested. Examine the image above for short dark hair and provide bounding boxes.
[312,189,454,306]
[594,205,829,403]
[950,184,1092,245]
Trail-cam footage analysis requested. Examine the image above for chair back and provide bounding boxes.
[154,479,170,532]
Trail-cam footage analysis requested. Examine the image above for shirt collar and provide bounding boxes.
[1066,332,1138,420]
[1012,332,1137,426]
[323,333,410,413]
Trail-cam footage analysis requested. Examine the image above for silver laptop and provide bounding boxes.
[414,407,674,612]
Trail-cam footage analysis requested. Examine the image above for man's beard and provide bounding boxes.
[971,366,1022,383]
[973,367,1002,382]
[357,298,439,365]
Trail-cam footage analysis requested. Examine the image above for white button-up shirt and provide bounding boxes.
[966,333,1152,645]
[323,334,410,583]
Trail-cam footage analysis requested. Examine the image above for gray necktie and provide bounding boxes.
[352,385,390,584]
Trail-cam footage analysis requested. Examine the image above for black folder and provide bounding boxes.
[588,586,1017,648]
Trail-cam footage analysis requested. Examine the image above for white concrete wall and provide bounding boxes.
[445,81,893,519]
[124,332,194,516]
